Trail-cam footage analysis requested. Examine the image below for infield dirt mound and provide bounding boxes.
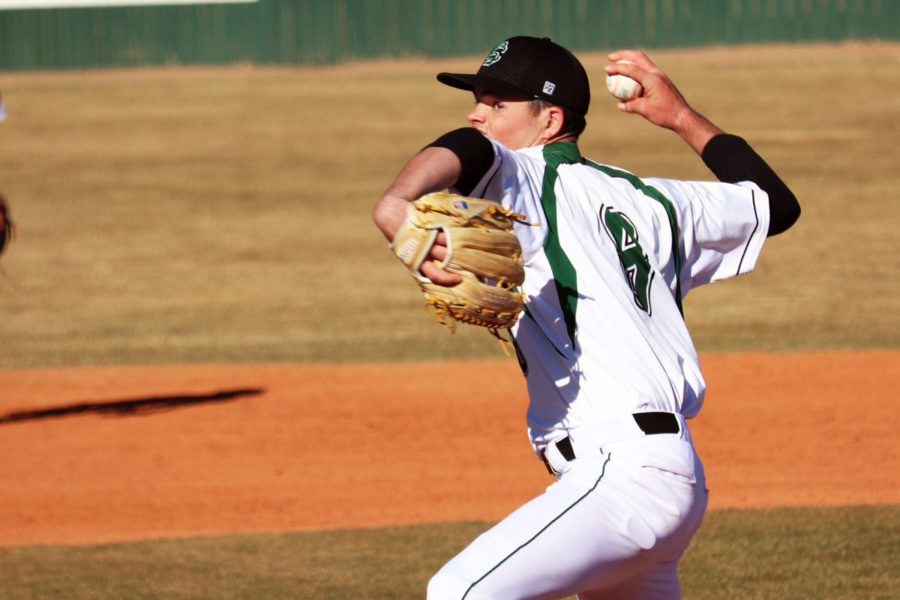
[0,349,896,547]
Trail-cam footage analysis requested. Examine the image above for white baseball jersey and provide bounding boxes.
[429,139,771,600]
[459,140,770,450]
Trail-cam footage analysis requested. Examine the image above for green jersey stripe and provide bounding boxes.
[539,142,582,346]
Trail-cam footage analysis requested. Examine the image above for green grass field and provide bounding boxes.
[0,42,897,368]
[1,42,898,598]
[2,507,898,599]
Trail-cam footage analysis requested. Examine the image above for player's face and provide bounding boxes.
[467,89,549,150]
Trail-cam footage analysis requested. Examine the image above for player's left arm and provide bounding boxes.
[373,146,462,284]
[372,128,497,284]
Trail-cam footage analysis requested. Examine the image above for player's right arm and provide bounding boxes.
[605,50,722,154]
[700,135,800,235]
[606,50,800,236]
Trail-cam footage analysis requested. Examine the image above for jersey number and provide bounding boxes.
[601,205,654,314]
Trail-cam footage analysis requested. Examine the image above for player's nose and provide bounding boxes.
[466,104,486,126]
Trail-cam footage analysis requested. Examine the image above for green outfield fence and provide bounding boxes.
[0,0,897,71]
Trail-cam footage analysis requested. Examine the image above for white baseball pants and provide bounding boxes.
[427,433,708,600]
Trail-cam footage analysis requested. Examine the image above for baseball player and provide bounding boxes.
[0,192,13,257]
[373,36,799,600]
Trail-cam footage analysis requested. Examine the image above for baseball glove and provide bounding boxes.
[0,193,13,256]
[391,192,530,338]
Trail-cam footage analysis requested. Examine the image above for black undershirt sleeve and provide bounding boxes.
[426,127,496,196]
[701,133,800,236]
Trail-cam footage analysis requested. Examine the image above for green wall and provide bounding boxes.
[1,0,897,71]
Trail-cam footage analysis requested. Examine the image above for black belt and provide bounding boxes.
[543,412,680,474]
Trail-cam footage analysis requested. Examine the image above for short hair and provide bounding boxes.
[530,99,587,140]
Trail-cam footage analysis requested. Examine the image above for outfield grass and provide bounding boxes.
[1,506,897,599]
[0,42,898,367]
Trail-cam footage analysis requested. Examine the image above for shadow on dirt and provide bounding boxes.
[0,388,264,425]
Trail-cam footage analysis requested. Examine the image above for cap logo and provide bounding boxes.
[482,41,509,67]
[542,81,556,96]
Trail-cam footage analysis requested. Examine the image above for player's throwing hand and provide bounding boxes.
[606,50,725,154]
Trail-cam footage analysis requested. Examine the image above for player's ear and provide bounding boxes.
[544,105,565,140]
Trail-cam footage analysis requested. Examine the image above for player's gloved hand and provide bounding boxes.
[390,192,531,339]
[417,231,462,286]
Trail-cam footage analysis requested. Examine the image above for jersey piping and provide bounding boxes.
[735,189,760,274]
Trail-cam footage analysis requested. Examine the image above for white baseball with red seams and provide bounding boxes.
[606,60,643,100]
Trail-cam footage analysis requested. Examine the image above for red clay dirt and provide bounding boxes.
[0,350,896,547]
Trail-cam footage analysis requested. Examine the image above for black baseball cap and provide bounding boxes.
[437,36,591,117]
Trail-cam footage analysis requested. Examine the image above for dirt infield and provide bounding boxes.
[0,350,896,547]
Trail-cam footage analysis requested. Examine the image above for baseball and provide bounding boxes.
[606,60,643,101]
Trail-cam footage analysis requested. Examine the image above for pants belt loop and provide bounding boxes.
[542,436,575,476]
